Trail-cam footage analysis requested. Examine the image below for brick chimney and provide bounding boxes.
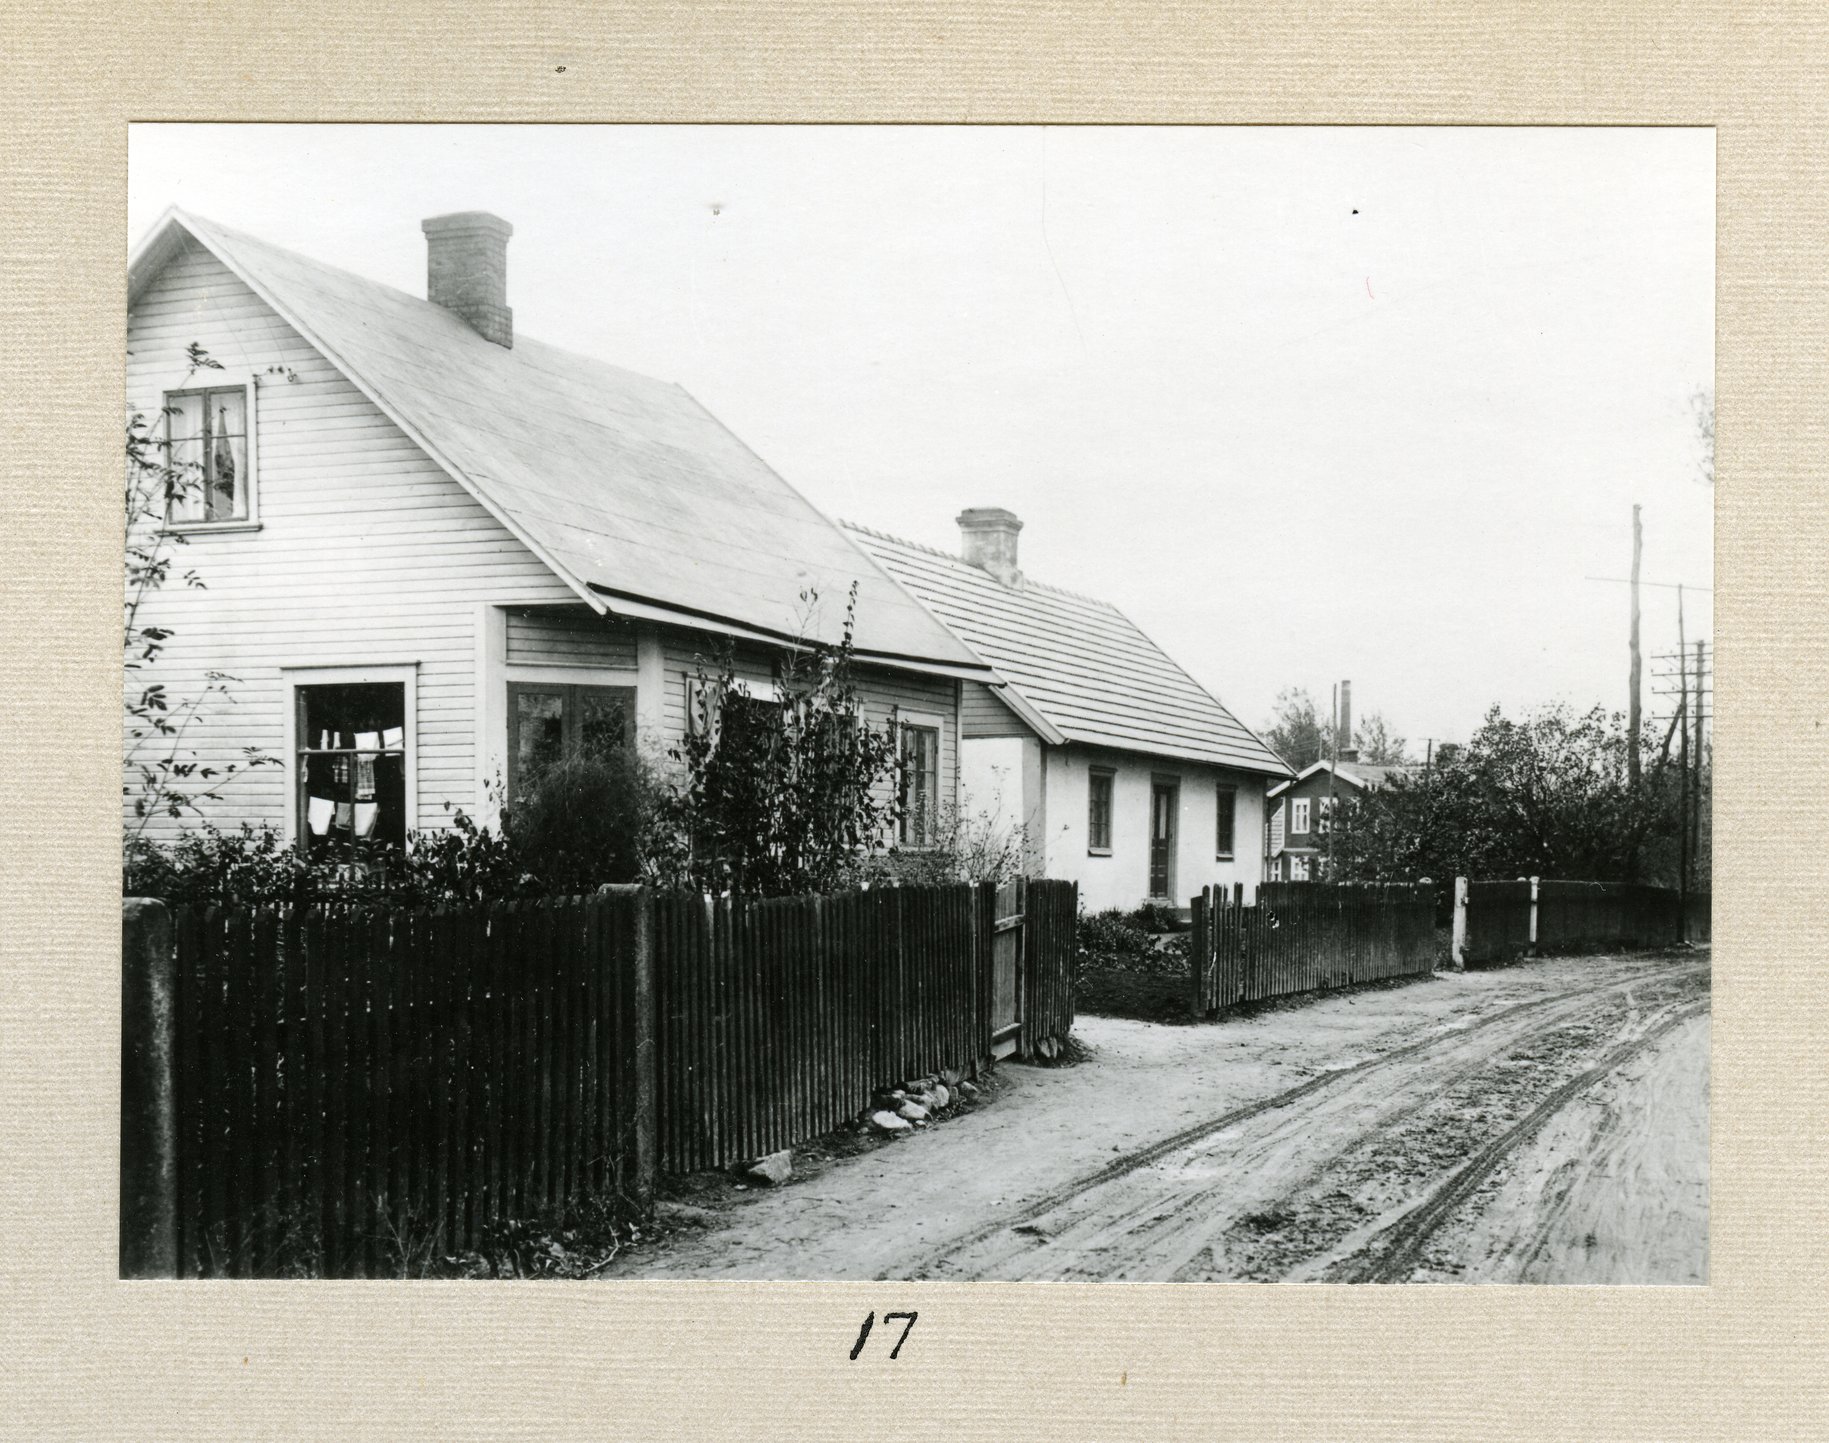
[1336,679,1357,763]
[957,507,1023,587]
[422,212,513,348]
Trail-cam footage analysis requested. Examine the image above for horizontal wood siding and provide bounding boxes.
[505,606,638,669]
[127,244,578,843]
[657,635,956,804]
[960,680,1030,738]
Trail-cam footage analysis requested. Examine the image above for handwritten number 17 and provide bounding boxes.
[849,1310,917,1360]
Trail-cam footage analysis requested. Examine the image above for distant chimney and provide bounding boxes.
[957,507,1023,587]
[1337,680,1356,763]
[422,212,513,347]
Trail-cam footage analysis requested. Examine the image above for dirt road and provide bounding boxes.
[614,950,1709,1283]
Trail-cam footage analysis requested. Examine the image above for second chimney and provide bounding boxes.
[422,212,513,348]
[957,507,1023,587]
[1337,680,1356,763]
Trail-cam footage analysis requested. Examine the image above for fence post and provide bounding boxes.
[121,898,178,1278]
[1528,876,1540,956]
[1190,887,1209,1019]
[1450,877,1469,972]
[625,886,658,1215]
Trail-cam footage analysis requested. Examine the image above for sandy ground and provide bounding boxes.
[608,949,1710,1283]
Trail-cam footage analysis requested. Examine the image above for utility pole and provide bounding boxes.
[1629,504,1643,793]
[1692,638,1708,894]
[1676,585,1689,916]
[1326,681,1339,878]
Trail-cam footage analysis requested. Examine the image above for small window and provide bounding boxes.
[1317,795,1336,833]
[1088,769,1114,853]
[1291,855,1312,882]
[508,682,635,801]
[1291,797,1311,834]
[296,682,408,860]
[1215,785,1237,857]
[165,385,252,524]
[898,723,940,846]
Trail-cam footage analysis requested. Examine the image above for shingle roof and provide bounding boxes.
[1267,759,1420,798]
[128,210,990,676]
[843,524,1290,776]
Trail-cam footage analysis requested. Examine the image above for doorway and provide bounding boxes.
[1149,778,1179,901]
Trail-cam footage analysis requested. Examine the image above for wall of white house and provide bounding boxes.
[1038,744,1268,912]
[128,243,960,851]
[960,735,1040,864]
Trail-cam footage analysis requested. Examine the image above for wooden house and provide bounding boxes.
[1264,756,1419,881]
[844,512,1291,911]
[125,209,1002,859]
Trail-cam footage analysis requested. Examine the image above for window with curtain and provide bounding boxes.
[165,385,250,523]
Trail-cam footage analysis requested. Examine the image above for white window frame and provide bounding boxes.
[158,367,263,534]
[1317,795,1336,833]
[1291,797,1311,834]
[897,710,947,849]
[1291,855,1312,882]
[281,664,418,848]
[1086,766,1116,856]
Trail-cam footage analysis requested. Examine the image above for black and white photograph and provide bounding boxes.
[120,123,1714,1284]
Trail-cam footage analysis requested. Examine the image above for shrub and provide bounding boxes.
[859,800,1030,888]
[124,745,667,907]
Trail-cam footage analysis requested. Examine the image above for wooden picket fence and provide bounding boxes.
[123,878,1078,1277]
[159,892,650,1279]
[1190,881,1437,1017]
[654,883,1005,1175]
[1457,878,1703,966]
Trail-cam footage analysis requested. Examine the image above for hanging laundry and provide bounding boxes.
[335,801,353,831]
[354,801,379,838]
[355,754,377,800]
[307,796,334,836]
[355,731,381,751]
[382,726,404,750]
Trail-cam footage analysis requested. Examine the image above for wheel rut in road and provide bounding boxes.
[900,958,1709,1282]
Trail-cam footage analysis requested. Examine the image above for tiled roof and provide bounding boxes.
[127,210,989,674]
[843,524,1290,776]
[1267,759,1421,797]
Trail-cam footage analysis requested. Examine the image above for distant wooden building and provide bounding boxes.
[1264,757,1419,881]
[845,512,1291,911]
[126,209,1003,857]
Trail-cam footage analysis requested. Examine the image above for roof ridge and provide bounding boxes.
[184,210,693,395]
[839,519,1117,609]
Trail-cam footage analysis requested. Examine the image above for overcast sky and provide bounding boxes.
[129,125,1715,750]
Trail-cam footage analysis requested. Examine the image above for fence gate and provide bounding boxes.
[989,878,1023,1059]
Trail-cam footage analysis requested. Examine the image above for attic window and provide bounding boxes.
[165,384,255,526]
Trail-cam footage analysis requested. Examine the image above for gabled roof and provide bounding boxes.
[127,209,993,680]
[843,524,1291,776]
[1266,758,1419,798]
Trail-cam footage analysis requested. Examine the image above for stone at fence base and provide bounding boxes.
[869,1110,912,1134]
[958,1080,979,1100]
[897,1099,930,1122]
[928,1084,950,1110]
[744,1150,793,1187]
